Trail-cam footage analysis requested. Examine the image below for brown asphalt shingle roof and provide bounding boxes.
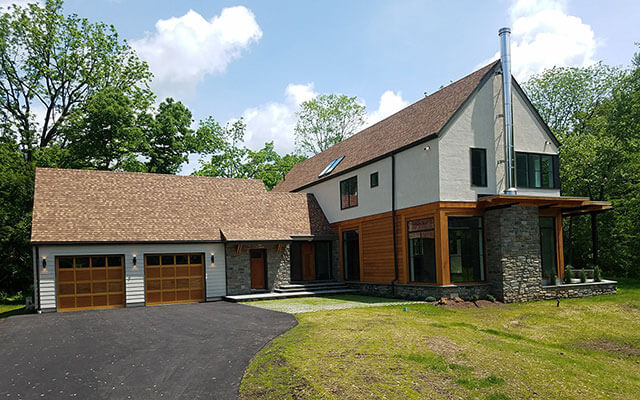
[31,168,333,244]
[273,61,500,192]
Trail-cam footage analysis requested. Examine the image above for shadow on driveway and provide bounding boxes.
[0,302,297,399]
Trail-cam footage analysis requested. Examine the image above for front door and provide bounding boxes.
[250,249,266,289]
[301,242,316,281]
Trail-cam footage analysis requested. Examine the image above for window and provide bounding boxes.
[370,172,379,188]
[449,216,485,282]
[319,156,345,177]
[408,218,437,283]
[314,241,332,280]
[340,176,358,209]
[342,230,360,281]
[539,217,557,278]
[470,148,487,187]
[515,152,559,189]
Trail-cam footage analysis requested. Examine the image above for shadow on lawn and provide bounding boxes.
[0,306,32,320]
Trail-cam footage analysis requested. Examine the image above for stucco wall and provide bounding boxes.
[37,242,226,311]
[305,157,392,224]
[394,139,440,210]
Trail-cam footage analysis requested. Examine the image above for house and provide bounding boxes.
[31,28,616,312]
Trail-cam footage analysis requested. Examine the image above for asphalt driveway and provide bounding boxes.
[0,302,297,399]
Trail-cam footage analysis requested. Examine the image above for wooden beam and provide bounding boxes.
[484,202,519,211]
[538,203,559,209]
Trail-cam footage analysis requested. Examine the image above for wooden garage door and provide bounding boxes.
[56,255,125,311]
[145,253,204,305]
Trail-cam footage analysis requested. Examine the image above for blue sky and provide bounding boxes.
[3,0,638,173]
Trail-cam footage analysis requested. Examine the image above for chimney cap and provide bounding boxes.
[498,27,511,36]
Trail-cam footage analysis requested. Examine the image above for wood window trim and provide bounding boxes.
[340,176,358,210]
[470,148,487,187]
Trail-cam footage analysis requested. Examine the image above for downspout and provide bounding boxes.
[391,154,399,296]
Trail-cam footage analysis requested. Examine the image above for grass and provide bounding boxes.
[240,279,640,399]
[0,304,29,319]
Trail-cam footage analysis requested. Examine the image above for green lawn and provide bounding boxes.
[240,280,640,400]
[244,294,417,313]
[0,304,29,319]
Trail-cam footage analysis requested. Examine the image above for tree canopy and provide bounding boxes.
[294,94,366,156]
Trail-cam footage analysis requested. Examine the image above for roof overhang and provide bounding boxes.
[477,195,612,216]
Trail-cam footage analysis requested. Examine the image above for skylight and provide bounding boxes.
[318,156,345,178]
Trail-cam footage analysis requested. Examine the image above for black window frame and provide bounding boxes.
[515,151,560,189]
[370,172,379,188]
[470,148,487,187]
[340,176,358,209]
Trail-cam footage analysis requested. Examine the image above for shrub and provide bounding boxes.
[471,294,480,302]
[548,271,557,286]
[486,294,496,303]
[564,265,573,284]
[594,266,602,282]
[580,269,587,283]
[425,296,437,302]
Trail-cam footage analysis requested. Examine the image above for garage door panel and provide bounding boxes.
[56,255,124,311]
[145,253,204,305]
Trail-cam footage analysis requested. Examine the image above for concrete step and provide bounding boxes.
[275,285,349,293]
[279,282,347,290]
[223,288,359,302]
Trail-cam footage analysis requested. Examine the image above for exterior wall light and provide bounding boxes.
[41,256,47,271]
[132,254,137,270]
[423,145,431,151]
[210,252,215,265]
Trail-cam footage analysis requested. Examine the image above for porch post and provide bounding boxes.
[591,213,598,266]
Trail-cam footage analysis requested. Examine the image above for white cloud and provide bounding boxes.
[483,0,597,81]
[365,90,409,127]
[132,6,262,98]
[242,83,317,154]
[0,0,36,11]
[241,85,408,154]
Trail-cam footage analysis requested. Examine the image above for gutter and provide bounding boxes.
[391,154,399,295]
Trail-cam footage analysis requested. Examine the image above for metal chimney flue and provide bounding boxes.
[499,27,517,195]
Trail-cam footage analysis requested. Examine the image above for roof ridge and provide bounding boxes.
[35,167,264,183]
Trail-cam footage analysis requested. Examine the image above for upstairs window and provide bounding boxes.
[516,152,559,189]
[470,148,487,187]
[318,156,345,178]
[340,176,358,209]
[370,172,379,188]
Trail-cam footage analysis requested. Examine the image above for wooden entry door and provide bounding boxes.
[301,242,316,281]
[250,250,266,289]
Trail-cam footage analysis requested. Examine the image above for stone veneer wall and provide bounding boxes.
[485,205,543,303]
[349,282,491,301]
[540,280,617,299]
[225,242,291,295]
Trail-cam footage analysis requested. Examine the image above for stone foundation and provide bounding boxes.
[349,282,491,301]
[225,242,291,295]
[539,280,617,300]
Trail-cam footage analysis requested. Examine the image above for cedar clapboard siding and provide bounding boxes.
[333,200,567,286]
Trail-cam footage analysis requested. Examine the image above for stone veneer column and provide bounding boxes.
[485,205,543,303]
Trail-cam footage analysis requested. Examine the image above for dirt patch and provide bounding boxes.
[577,338,640,357]
[424,336,463,355]
[438,300,505,309]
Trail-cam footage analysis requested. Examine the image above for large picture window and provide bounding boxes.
[470,148,487,187]
[340,176,358,209]
[516,152,559,189]
[539,217,557,278]
[449,216,485,282]
[408,218,437,283]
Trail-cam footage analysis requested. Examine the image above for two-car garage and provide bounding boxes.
[40,244,224,312]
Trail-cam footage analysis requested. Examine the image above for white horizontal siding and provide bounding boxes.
[37,243,226,311]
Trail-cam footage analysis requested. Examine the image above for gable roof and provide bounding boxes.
[31,168,333,244]
[273,60,501,192]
